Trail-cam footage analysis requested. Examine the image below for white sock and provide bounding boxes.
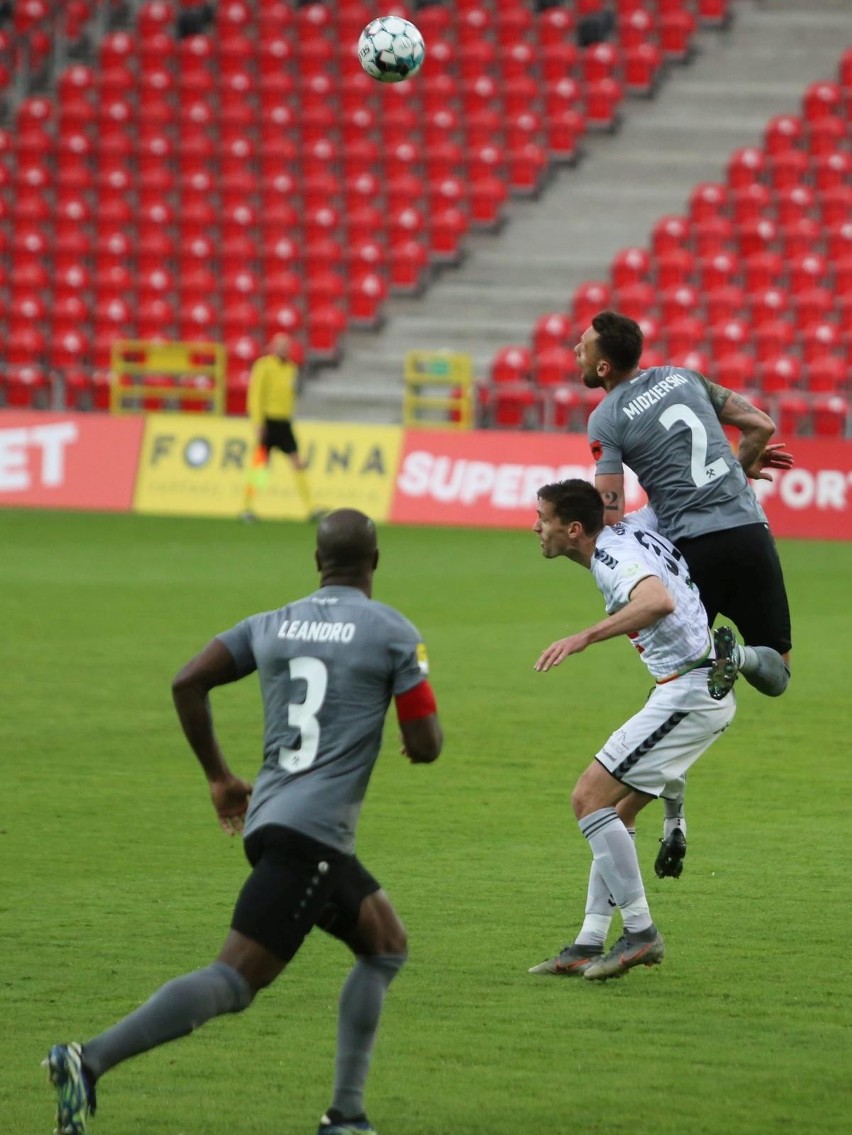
[579,809,652,936]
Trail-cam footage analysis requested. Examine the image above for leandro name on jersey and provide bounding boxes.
[278,620,356,643]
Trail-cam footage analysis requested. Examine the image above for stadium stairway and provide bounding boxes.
[297,0,851,425]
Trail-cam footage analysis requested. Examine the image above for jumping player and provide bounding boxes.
[578,310,792,876]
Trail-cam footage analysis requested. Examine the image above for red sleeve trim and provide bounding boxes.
[395,680,437,722]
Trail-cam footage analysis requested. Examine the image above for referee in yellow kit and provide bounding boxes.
[241,333,320,521]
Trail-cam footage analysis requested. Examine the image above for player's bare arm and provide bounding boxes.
[172,638,254,833]
[535,577,674,671]
[705,380,785,480]
[595,472,626,524]
[396,681,443,763]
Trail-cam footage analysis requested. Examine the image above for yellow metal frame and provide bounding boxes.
[110,340,226,415]
[402,350,474,430]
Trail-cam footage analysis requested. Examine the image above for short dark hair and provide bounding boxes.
[537,479,604,534]
[592,310,643,372]
[316,509,377,571]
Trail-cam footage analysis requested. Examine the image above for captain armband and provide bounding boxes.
[395,680,437,722]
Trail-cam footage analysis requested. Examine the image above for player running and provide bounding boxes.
[45,509,442,1135]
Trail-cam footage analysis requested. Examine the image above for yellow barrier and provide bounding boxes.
[110,340,226,415]
[402,350,473,430]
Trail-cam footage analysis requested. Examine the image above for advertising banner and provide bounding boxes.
[0,411,143,511]
[752,437,852,540]
[3,409,851,540]
[133,414,403,521]
[390,428,852,539]
[390,429,647,528]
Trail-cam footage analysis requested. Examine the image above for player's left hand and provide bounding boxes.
[747,442,793,481]
[535,634,588,672]
[211,775,253,836]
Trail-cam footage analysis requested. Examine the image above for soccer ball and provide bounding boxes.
[357,16,425,83]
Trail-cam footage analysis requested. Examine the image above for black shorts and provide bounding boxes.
[262,419,298,456]
[231,825,380,962]
[677,523,792,654]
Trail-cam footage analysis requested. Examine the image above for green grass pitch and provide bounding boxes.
[2,509,851,1135]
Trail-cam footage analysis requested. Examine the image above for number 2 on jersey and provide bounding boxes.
[659,404,729,487]
[278,657,328,773]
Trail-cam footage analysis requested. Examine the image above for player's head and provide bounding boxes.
[316,509,379,591]
[575,310,643,389]
[534,479,604,564]
[269,333,292,359]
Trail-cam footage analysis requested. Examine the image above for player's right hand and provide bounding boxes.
[210,775,253,836]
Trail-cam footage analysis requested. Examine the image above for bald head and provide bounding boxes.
[269,333,292,359]
[316,509,379,591]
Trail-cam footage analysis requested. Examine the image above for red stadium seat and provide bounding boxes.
[348,272,388,329]
[491,346,532,386]
[759,354,799,395]
[714,351,755,394]
[611,247,651,291]
[572,282,612,327]
[532,313,573,354]
[2,364,51,408]
[533,346,576,389]
[802,80,842,123]
[763,113,804,154]
[659,285,700,324]
[774,391,813,436]
[802,355,847,396]
[664,317,705,361]
[705,285,747,327]
[688,182,727,223]
[811,394,849,438]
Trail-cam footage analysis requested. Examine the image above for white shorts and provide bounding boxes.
[595,667,736,799]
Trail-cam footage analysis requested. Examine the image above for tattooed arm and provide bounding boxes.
[698,376,788,481]
[595,473,625,525]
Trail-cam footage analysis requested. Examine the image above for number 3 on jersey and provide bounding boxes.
[278,657,328,773]
[659,403,729,487]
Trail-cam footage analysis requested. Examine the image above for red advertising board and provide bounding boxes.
[391,428,852,540]
[0,411,143,511]
[752,437,852,540]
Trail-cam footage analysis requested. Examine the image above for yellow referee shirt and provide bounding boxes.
[246,355,299,428]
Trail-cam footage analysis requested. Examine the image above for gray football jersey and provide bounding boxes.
[217,585,429,854]
[588,366,767,543]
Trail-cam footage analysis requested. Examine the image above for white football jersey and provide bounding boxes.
[592,515,712,682]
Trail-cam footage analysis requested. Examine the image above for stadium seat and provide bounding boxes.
[347,270,388,329]
[802,355,847,396]
[2,364,51,408]
[742,250,783,291]
[802,80,842,123]
[652,216,690,258]
[611,247,651,291]
[714,351,755,394]
[811,394,849,438]
[533,313,573,355]
[774,391,813,436]
[664,317,705,361]
[572,281,612,328]
[659,285,700,324]
[709,319,750,359]
[763,113,804,154]
[759,354,800,396]
[801,322,841,367]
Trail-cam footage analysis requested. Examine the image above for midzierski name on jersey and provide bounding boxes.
[622,373,689,420]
